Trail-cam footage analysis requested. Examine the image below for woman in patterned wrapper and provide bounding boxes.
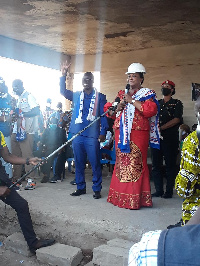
[104,63,160,210]
[175,98,200,225]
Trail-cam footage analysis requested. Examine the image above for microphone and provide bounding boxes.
[124,84,130,104]
[125,84,130,94]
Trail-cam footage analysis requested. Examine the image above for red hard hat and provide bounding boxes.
[161,80,175,87]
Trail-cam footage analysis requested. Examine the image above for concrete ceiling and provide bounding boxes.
[0,0,200,56]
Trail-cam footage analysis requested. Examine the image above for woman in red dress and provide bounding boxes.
[104,63,160,210]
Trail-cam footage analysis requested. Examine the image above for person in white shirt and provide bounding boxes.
[11,79,40,190]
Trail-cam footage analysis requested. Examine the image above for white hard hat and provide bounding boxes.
[125,63,146,74]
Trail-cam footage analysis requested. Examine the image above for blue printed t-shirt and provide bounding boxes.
[0,94,12,137]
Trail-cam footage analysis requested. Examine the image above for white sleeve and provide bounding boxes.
[28,94,39,109]
[128,230,162,266]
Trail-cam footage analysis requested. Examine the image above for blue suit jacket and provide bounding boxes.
[60,76,108,139]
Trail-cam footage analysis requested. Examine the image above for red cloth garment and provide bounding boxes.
[106,90,157,210]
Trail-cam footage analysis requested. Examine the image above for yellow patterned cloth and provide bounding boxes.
[175,130,200,225]
[0,131,7,149]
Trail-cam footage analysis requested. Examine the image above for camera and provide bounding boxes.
[192,83,200,101]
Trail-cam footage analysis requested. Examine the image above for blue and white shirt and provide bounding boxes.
[128,230,161,266]
[0,93,12,137]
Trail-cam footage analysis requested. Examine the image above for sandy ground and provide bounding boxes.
[0,247,47,266]
[0,166,183,265]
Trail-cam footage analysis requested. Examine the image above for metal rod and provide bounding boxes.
[9,108,111,189]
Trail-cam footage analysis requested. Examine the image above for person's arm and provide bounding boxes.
[123,93,142,111]
[141,99,158,118]
[1,145,41,165]
[61,60,71,76]
[60,60,73,100]
[186,206,200,225]
[104,90,125,118]
[99,93,109,138]
[115,100,126,112]
[175,133,198,199]
[160,118,181,131]
[23,106,40,117]
[21,93,40,118]
[161,100,183,131]
[60,76,73,101]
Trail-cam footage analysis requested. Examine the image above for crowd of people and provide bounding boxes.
[1,60,200,258]
[0,77,73,188]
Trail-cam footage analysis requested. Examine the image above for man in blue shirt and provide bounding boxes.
[0,77,13,178]
[60,61,108,199]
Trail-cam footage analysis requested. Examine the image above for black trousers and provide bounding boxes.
[41,148,56,178]
[55,151,66,178]
[151,136,179,195]
[0,186,37,249]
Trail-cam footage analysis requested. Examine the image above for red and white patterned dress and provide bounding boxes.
[105,89,158,210]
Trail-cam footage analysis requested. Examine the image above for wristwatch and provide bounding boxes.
[132,100,136,105]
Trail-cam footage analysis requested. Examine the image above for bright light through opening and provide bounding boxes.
[0,57,64,111]
[73,72,100,92]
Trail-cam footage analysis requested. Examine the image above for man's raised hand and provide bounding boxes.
[61,60,71,76]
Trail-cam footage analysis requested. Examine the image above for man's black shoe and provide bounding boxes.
[167,219,182,229]
[151,192,163,197]
[50,175,59,183]
[41,175,49,183]
[93,191,101,199]
[30,239,55,254]
[70,179,76,185]
[162,193,172,199]
[70,188,86,196]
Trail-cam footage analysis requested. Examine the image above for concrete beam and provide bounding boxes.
[0,35,70,70]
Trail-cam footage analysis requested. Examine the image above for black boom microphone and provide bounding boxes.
[110,97,120,111]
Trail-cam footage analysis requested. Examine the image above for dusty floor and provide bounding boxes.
[0,245,92,266]
[0,247,46,266]
[0,165,183,265]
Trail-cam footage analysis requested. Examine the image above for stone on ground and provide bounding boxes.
[92,238,133,266]
[36,242,83,266]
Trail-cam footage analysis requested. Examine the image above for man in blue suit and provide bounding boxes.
[60,61,108,199]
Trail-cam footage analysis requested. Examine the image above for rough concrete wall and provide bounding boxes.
[70,43,200,128]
